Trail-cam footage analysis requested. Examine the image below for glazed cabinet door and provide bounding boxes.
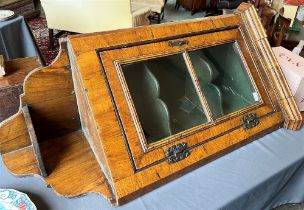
[98,27,283,171]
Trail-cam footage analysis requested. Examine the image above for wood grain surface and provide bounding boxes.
[0,57,41,89]
[0,112,31,154]
[21,50,80,141]
[0,57,41,122]
[0,45,113,202]
[2,129,113,200]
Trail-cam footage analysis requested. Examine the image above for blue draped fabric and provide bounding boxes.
[1,128,304,210]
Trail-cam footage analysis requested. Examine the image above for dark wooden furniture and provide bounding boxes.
[250,0,278,35]
[176,0,206,15]
[269,14,292,47]
[216,0,243,10]
[0,3,302,207]
[282,19,304,54]
[260,5,277,35]
[0,0,39,18]
[148,7,165,24]
[0,57,41,122]
[48,29,67,49]
[205,0,244,16]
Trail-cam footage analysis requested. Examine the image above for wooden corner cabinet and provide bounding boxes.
[0,3,302,207]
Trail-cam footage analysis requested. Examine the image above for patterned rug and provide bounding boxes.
[26,17,60,65]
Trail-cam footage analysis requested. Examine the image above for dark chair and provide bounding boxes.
[269,15,291,47]
[175,0,206,15]
[246,0,277,37]
[205,0,244,16]
[216,0,244,10]
[260,5,277,35]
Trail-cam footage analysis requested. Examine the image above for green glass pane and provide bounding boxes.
[189,42,258,119]
[122,54,208,144]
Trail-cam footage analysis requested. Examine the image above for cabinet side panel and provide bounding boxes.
[68,45,115,193]
[234,4,303,130]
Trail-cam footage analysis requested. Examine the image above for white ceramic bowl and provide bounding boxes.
[0,189,36,210]
[0,10,15,21]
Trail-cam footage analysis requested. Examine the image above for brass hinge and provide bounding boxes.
[165,142,190,164]
[242,113,260,129]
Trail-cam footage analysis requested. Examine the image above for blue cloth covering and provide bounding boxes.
[1,128,304,210]
[0,16,41,61]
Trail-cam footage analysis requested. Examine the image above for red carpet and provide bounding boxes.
[26,17,60,65]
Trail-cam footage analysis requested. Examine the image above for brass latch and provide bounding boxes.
[242,113,260,129]
[168,40,189,47]
[166,142,190,164]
